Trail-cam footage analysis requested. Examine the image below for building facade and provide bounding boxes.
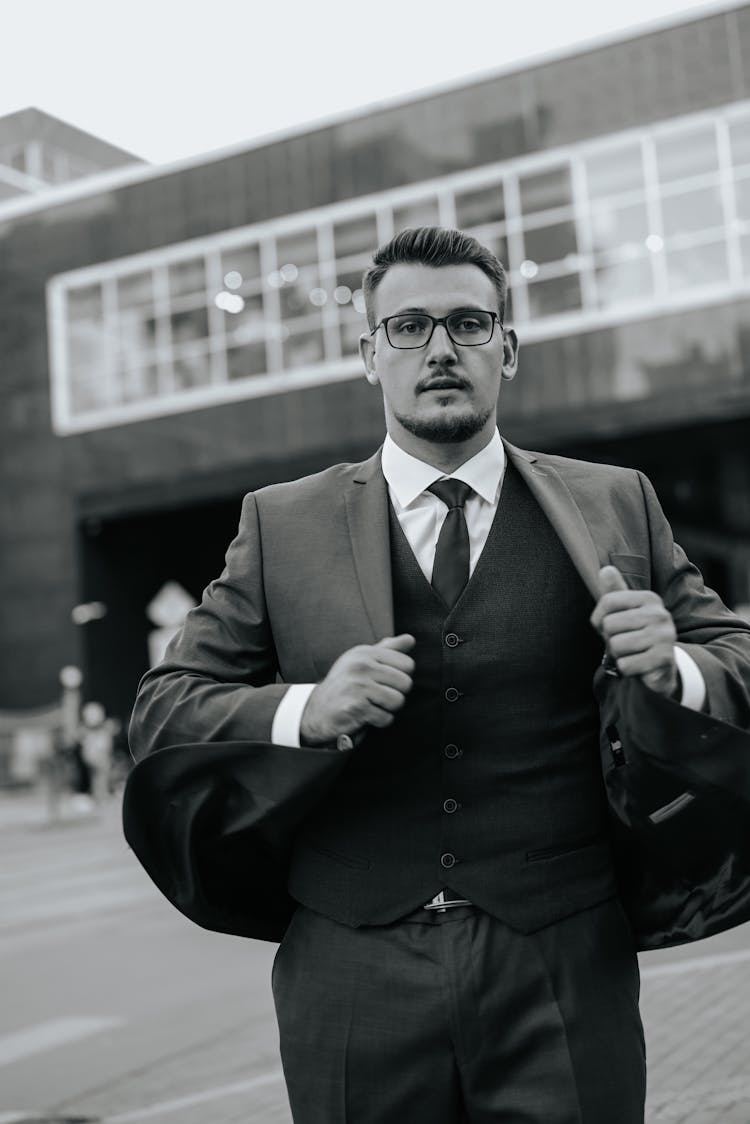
[0,107,142,202]
[2,3,750,724]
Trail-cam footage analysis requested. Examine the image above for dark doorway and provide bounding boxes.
[77,495,244,728]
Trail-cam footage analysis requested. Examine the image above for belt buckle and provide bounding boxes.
[424,890,472,912]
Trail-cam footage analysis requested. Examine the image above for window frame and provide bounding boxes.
[48,100,750,435]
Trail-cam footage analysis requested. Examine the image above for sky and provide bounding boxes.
[0,0,741,167]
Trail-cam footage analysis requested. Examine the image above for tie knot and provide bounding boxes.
[428,479,473,510]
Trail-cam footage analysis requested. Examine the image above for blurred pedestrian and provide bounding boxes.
[79,702,114,806]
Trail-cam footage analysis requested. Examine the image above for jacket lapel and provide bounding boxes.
[503,440,603,603]
[340,440,605,641]
[343,449,395,641]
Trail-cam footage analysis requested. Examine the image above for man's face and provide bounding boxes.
[359,263,518,453]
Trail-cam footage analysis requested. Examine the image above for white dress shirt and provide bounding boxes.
[271,430,705,746]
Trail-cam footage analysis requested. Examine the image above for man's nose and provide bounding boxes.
[425,323,457,365]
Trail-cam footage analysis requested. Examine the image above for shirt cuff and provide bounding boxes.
[271,683,317,747]
[673,645,707,712]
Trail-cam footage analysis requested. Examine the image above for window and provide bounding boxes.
[739,235,750,279]
[333,214,376,354]
[220,243,262,294]
[49,104,750,433]
[334,214,378,260]
[116,271,159,401]
[729,115,750,170]
[589,200,649,257]
[519,166,572,216]
[595,257,653,309]
[8,146,27,173]
[523,221,578,266]
[585,144,644,199]
[654,126,719,185]
[665,240,729,292]
[455,182,505,228]
[66,284,111,412]
[527,273,582,318]
[275,230,325,369]
[735,178,750,223]
[168,258,206,302]
[661,187,724,239]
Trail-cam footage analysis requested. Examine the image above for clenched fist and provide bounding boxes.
[590,565,679,697]
[300,634,416,747]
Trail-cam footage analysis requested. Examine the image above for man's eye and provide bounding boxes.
[394,319,426,334]
[454,317,481,332]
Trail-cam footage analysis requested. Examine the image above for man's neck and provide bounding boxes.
[386,426,496,474]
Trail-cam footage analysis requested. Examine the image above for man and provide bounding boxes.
[129,227,750,1123]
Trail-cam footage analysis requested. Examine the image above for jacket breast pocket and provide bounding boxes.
[609,552,650,589]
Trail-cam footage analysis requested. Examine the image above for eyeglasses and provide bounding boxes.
[371,309,501,350]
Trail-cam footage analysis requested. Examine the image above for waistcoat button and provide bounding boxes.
[444,743,461,759]
[444,632,460,648]
[440,852,456,869]
[444,687,460,702]
[443,798,458,813]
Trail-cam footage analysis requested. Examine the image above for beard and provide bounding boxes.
[393,401,494,444]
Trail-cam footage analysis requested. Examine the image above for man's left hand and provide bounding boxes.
[590,565,679,697]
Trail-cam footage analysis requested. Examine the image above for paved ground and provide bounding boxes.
[1,785,749,1123]
[639,944,750,1123]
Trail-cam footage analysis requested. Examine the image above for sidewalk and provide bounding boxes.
[0,785,122,833]
[2,782,748,1122]
[642,933,750,1122]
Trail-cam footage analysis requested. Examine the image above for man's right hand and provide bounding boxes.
[300,634,416,747]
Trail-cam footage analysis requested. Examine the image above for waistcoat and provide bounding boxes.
[287,462,618,931]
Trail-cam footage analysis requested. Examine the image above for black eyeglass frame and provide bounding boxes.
[370,309,503,350]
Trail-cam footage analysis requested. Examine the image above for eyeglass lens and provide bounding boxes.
[385,311,495,348]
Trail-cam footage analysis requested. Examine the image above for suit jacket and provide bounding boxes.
[124,441,750,948]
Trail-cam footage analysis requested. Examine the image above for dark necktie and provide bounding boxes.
[427,479,474,610]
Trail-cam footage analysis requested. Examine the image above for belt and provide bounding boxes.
[424,889,473,912]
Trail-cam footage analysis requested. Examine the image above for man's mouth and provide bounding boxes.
[420,380,468,393]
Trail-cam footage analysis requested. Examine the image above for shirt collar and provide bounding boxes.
[381,429,505,508]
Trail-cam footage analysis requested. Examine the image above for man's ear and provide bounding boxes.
[359,333,379,385]
[501,327,519,382]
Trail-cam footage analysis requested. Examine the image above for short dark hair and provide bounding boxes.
[362,226,508,330]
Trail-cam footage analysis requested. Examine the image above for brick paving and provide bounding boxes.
[641,939,750,1122]
[78,924,750,1123]
[2,788,749,1123]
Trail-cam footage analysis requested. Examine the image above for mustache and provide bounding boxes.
[417,370,470,393]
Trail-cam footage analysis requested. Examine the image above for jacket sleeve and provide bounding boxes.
[129,492,290,760]
[638,470,750,729]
